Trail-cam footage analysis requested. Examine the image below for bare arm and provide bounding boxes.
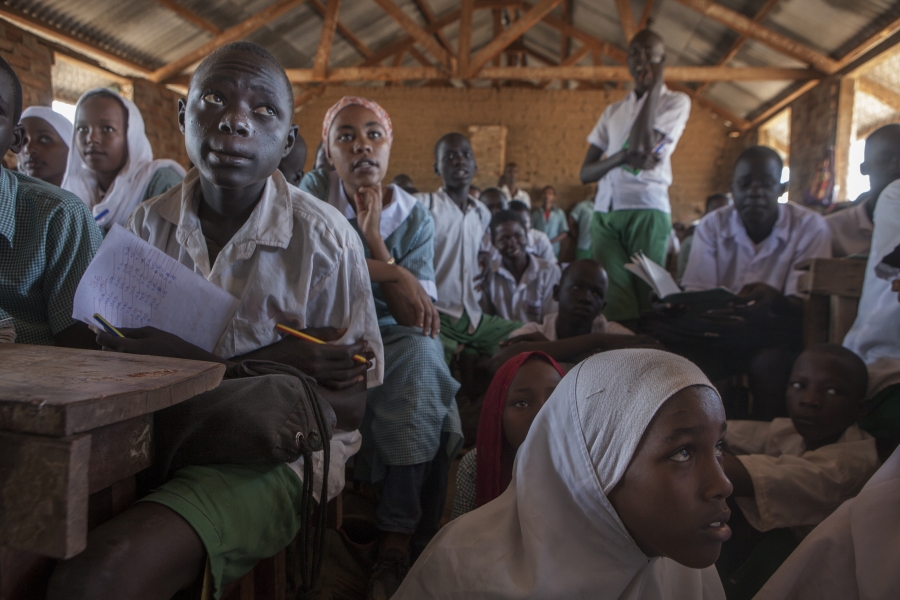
[550,232,568,244]
[579,145,627,185]
[628,76,664,156]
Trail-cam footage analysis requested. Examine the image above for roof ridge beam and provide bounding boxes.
[468,0,565,76]
[368,0,453,68]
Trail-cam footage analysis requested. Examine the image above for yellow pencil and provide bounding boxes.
[275,323,368,364]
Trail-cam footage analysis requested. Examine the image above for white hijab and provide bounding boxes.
[754,445,900,600]
[396,349,726,600]
[17,105,74,164]
[61,88,185,229]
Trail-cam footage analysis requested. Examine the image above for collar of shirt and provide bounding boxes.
[156,168,294,278]
[724,203,791,252]
[332,172,417,240]
[435,187,481,214]
[0,169,19,246]
[495,254,540,286]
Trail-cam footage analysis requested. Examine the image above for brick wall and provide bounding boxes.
[298,86,744,224]
[132,79,189,169]
[0,20,54,109]
[788,77,841,205]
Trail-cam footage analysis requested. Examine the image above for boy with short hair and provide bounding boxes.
[277,129,307,186]
[492,259,660,370]
[826,123,900,257]
[479,186,508,215]
[509,199,556,262]
[676,192,730,281]
[0,57,102,349]
[417,133,520,364]
[482,209,560,323]
[531,185,569,257]
[500,161,530,207]
[720,344,879,595]
[48,42,382,600]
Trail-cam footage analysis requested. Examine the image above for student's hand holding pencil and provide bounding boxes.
[263,325,375,390]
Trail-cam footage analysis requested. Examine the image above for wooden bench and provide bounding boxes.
[796,258,867,347]
[0,344,224,600]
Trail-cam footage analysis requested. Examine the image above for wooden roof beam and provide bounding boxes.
[838,14,900,70]
[368,0,452,68]
[540,44,589,88]
[858,76,900,112]
[148,0,309,83]
[670,0,838,74]
[638,0,656,30]
[361,9,459,66]
[538,8,629,63]
[411,0,455,56]
[667,82,749,129]
[0,6,151,77]
[312,0,341,78]
[696,0,781,94]
[458,0,475,77]
[468,0,565,76]
[615,0,638,43]
[153,0,221,34]
[308,0,372,58]
[747,80,819,129]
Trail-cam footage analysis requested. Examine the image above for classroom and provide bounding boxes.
[1,0,899,599]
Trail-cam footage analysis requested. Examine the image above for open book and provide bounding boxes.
[625,252,738,314]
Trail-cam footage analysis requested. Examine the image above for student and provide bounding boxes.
[452,351,564,519]
[717,344,878,597]
[509,199,556,262]
[276,128,306,186]
[48,43,382,600]
[826,123,900,257]
[17,105,73,186]
[0,59,102,349]
[499,161,531,207]
[568,195,595,259]
[392,173,418,194]
[62,88,184,230]
[482,209,560,323]
[313,140,334,171]
[676,192,730,281]
[754,445,900,600]
[416,133,521,364]
[580,29,691,322]
[396,349,732,599]
[480,186,508,215]
[531,185,569,257]
[843,177,900,459]
[492,259,659,370]
[298,96,462,594]
[468,184,482,200]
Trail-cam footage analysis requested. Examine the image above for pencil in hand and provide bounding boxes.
[93,313,125,338]
[275,323,368,364]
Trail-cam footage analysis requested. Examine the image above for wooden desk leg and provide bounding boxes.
[829,295,860,344]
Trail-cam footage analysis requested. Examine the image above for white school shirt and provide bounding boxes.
[588,84,691,214]
[485,255,560,323]
[844,180,900,396]
[417,188,491,330]
[510,311,634,340]
[127,168,384,501]
[825,200,873,258]
[484,228,557,264]
[501,184,532,208]
[681,203,832,297]
[726,418,878,533]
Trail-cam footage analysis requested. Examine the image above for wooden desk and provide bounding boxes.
[0,344,224,598]
[796,258,867,347]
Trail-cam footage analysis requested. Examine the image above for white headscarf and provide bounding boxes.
[753,445,900,600]
[17,105,74,151]
[396,349,725,600]
[61,88,185,229]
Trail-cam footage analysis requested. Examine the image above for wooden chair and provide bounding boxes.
[796,258,867,348]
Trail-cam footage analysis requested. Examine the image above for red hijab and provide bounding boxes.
[475,351,565,507]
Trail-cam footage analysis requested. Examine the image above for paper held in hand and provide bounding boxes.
[625,251,681,298]
[72,224,240,352]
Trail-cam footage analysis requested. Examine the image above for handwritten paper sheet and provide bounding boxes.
[73,224,240,352]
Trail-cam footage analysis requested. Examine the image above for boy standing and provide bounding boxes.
[417,133,520,364]
[49,43,381,600]
[531,185,569,257]
[580,29,691,323]
[0,57,102,349]
[500,161,531,207]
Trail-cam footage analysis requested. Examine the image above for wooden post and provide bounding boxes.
[834,77,857,201]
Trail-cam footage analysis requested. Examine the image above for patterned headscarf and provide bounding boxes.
[321,96,393,150]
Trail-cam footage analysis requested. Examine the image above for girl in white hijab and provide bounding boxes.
[396,349,732,599]
[62,88,185,229]
[17,106,73,187]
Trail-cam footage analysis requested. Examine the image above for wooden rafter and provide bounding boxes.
[615,0,637,43]
[671,0,838,74]
[696,0,781,94]
[837,13,900,70]
[408,47,433,67]
[0,6,151,77]
[540,44,589,89]
[747,80,819,129]
[858,76,900,111]
[312,0,341,78]
[667,82,749,129]
[539,8,628,63]
[638,0,656,30]
[293,84,329,111]
[468,0,564,76]
[153,0,221,34]
[53,52,132,86]
[458,0,475,77]
[361,9,459,66]
[411,0,454,55]
[148,0,308,83]
[368,0,452,68]
[308,0,372,58]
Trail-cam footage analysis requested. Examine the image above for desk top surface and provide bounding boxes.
[0,344,225,436]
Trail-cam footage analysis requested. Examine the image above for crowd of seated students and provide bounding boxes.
[0,22,899,600]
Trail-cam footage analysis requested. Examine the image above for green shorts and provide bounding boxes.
[140,463,304,599]
[438,311,522,364]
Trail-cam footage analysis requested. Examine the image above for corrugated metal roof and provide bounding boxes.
[4,0,900,119]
